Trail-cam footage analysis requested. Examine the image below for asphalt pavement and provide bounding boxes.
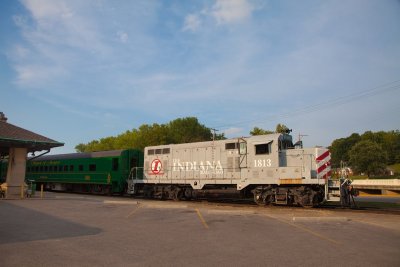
[0,193,399,267]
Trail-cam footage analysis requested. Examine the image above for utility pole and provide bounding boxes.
[210,128,219,143]
[210,128,219,163]
[298,133,308,142]
[295,133,308,149]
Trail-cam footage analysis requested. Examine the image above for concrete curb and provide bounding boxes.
[292,217,349,222]
[207,209,255,215]
[103,200,139,205]
[142,203,188,209]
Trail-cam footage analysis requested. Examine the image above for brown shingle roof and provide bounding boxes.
[0,120,64,154]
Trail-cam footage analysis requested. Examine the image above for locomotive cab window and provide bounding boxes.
[255,142,272,155]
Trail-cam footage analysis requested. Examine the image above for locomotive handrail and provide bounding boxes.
[128,167,144,180]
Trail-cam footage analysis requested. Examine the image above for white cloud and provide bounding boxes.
[12,44,30,59]
[223,127,245,137]
[21,0,73,20]
[12,15,28,27]
[10,0,110,89]
[182,0,257,32]
[211,0,254,24]
[19,0,105,52]
[14,64,66,88]
[117,31,128,43]
[182,14,201,32]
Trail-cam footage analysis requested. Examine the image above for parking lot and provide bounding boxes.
[1,193,399,266]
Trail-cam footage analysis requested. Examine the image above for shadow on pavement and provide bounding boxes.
[0,202,101,244]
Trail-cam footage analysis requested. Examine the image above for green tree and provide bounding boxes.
[75,143,88,153]
[275,123,290,133]
[329,133,361,168]
[75,117,217,152]
[382,130,400,164]
[115,129,139,150]
[133,123,168,151]
[360,130,400,165]
[249,123,290,136]
[250,127,273,136]
[349,140,388,177]
[167,117,212,143]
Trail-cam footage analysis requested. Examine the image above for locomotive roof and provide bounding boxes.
[145,133,287,150]
[30,149,124,161]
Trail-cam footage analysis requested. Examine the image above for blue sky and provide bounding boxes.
[1,0,399,154]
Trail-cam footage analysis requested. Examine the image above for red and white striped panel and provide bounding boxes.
[316,149,331,179]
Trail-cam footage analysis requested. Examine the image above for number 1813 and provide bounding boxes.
[254,159,271,167]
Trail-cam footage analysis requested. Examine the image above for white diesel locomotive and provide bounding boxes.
[128,133,332,206]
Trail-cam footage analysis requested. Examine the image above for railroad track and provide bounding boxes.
[45,191,400,215]
[129,195,400,214]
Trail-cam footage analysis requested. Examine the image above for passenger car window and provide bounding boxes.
[89,164,96,171]
[112,158,119,171]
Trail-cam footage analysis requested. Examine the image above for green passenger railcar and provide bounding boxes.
[26,149,144,194]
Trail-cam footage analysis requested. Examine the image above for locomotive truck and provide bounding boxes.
[128,133,332,206]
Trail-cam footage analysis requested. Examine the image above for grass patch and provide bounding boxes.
[388,163,400,173]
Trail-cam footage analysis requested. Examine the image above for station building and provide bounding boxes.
[0,112,63,198]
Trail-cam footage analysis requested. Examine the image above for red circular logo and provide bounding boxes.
[151,159,162,174]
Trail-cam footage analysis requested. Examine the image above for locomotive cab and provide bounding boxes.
[241,133,328,206]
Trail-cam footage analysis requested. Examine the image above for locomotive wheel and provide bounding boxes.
[92,185,102,193]
[172,188,183,201]
[183,188,192,200]
[253,191,270,206]
[254,193,266,206]
[253,187,274,206]
[143,185,153,198]
[297,189,315,207]
[264,194,273,205]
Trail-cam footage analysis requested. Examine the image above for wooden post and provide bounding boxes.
[20,183,24,199]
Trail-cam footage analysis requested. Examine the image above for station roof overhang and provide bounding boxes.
[0,120,64,156]
[0,138,64,154]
